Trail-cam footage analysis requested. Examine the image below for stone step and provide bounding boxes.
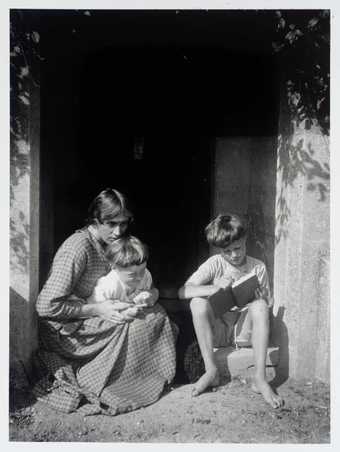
[213,346,279,377]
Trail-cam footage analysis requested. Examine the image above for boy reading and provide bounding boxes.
[178,213,283,409]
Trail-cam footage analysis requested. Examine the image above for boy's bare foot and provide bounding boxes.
[192,368,219,397]
[251,377,284,409]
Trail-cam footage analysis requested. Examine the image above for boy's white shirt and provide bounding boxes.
[87,268,153,304]
[186,254,272,303]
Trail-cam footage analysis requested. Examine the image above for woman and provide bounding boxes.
[34,188,177,415]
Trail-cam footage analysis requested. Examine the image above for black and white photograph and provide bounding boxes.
[7,0,335,445]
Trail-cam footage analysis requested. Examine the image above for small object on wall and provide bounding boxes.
[133,137,144,160]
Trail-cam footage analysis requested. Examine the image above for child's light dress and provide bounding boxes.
[87,268,153,304]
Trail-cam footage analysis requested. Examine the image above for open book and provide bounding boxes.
[209,273,259,318]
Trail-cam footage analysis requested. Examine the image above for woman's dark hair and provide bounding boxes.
[105,235,148,267]
[87,188,133,225]
[205,213,248,248]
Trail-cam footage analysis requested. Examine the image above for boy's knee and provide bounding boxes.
[190,297,209,315]
[249,298,269,319]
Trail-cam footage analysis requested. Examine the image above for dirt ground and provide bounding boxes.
[9,367,330,444]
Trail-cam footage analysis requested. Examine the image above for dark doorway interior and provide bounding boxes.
[42,43,277,292]
[50,48,218,291]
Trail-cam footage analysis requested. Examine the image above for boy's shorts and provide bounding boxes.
[212,308,250,348]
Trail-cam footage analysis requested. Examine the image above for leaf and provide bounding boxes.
[285,31,295,44]
[18,95,30,106]
[272,42,284,52]
[19,66,29,78]
[31,31,40,43]
[278,18,286,29]
[317,97,325,110]
[308,17,319,28]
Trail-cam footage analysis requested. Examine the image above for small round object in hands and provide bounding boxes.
[133,291,152,306]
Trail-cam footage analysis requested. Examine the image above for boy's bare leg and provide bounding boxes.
[249,299,283,409]
[190,297,219,396]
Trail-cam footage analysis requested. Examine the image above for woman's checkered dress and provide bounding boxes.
[33,229,177,415]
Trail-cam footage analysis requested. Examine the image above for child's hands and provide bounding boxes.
[133,291,155,307]
[215,276,234,290]
[95,300,132,324]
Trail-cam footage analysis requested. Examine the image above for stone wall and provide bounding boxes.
[273,119,330,381]
[10,15,40,387]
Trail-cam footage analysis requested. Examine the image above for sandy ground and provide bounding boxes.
[9,367,330,444]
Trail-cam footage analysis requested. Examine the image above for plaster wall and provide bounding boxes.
[214,122,330,384]
[10,142,39,385]
[10,28,40,385]
[273,122,330,382]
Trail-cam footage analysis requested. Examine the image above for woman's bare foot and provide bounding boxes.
[251,377,284,409]
[192,368,219,397]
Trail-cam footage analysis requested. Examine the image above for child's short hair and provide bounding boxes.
[205,213,248,248]
[105,235,148,267]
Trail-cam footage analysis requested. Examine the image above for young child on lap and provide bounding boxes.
[178,213,283,409]
[87,235,158,319]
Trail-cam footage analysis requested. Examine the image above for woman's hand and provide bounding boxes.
[95,300,134,324]
[122,305,147,321]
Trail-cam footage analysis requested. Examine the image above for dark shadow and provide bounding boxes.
[269,306,289,389]
[9,385,36,414]
[9,288,36,413]
[158,297,203,384]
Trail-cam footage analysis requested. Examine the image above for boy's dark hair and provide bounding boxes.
[205,213,248,248]
[105,235,148,267]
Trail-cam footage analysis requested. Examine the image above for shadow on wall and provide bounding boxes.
[246,205,275,288]
[276,130,330,245]
[10,134,30,278]
[9,287,36,411]
[10,288,31,378]
[271,306,289,388]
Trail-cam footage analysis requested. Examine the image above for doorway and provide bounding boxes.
[49,48,215,292]
[41,44,278,292]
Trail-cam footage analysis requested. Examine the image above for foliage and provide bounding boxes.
[272,10,330,135]
[10,12,42,195]
[10,11,42,274]
[272,10,330,244]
